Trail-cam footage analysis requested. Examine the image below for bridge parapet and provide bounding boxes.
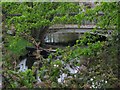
[48,24,113,36]
[49,24,97,29]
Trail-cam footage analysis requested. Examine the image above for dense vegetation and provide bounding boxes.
[2,2,120,89]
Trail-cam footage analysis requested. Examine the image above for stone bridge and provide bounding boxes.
[45,24,113,44]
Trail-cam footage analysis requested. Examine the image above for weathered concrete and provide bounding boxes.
[45,25,112,44]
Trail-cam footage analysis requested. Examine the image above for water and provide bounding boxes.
[17,58,42,82]
[17,58,28,72]
[17,58,81,84]
[45,32,82,45]
[45,27,111,45]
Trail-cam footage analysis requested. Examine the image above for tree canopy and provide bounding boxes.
[2,2,118,54]
[2,2,120,89]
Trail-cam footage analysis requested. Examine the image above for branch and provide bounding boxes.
[6,14,22,16]
[2,73,13,88]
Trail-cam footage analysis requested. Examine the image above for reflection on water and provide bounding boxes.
[45,32,83,45]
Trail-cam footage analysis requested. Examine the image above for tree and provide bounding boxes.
[2,2,120,88]
[2,2,80,47]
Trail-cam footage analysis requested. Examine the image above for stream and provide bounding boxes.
[16,30,108,85]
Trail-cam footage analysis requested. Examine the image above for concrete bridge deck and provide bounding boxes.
[48,24,114,37]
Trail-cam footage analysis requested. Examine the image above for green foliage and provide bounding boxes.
[85,2,118,29]
[19,69,36,88]
[3,69,36,88]
[2,2,80,32]
[2,2,119,89]
[35,35,118,88]
[2,2,81,54]
[6,36,33,54]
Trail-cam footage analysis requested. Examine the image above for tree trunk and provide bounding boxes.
[39,26,49,46]
[31,26,49,46]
